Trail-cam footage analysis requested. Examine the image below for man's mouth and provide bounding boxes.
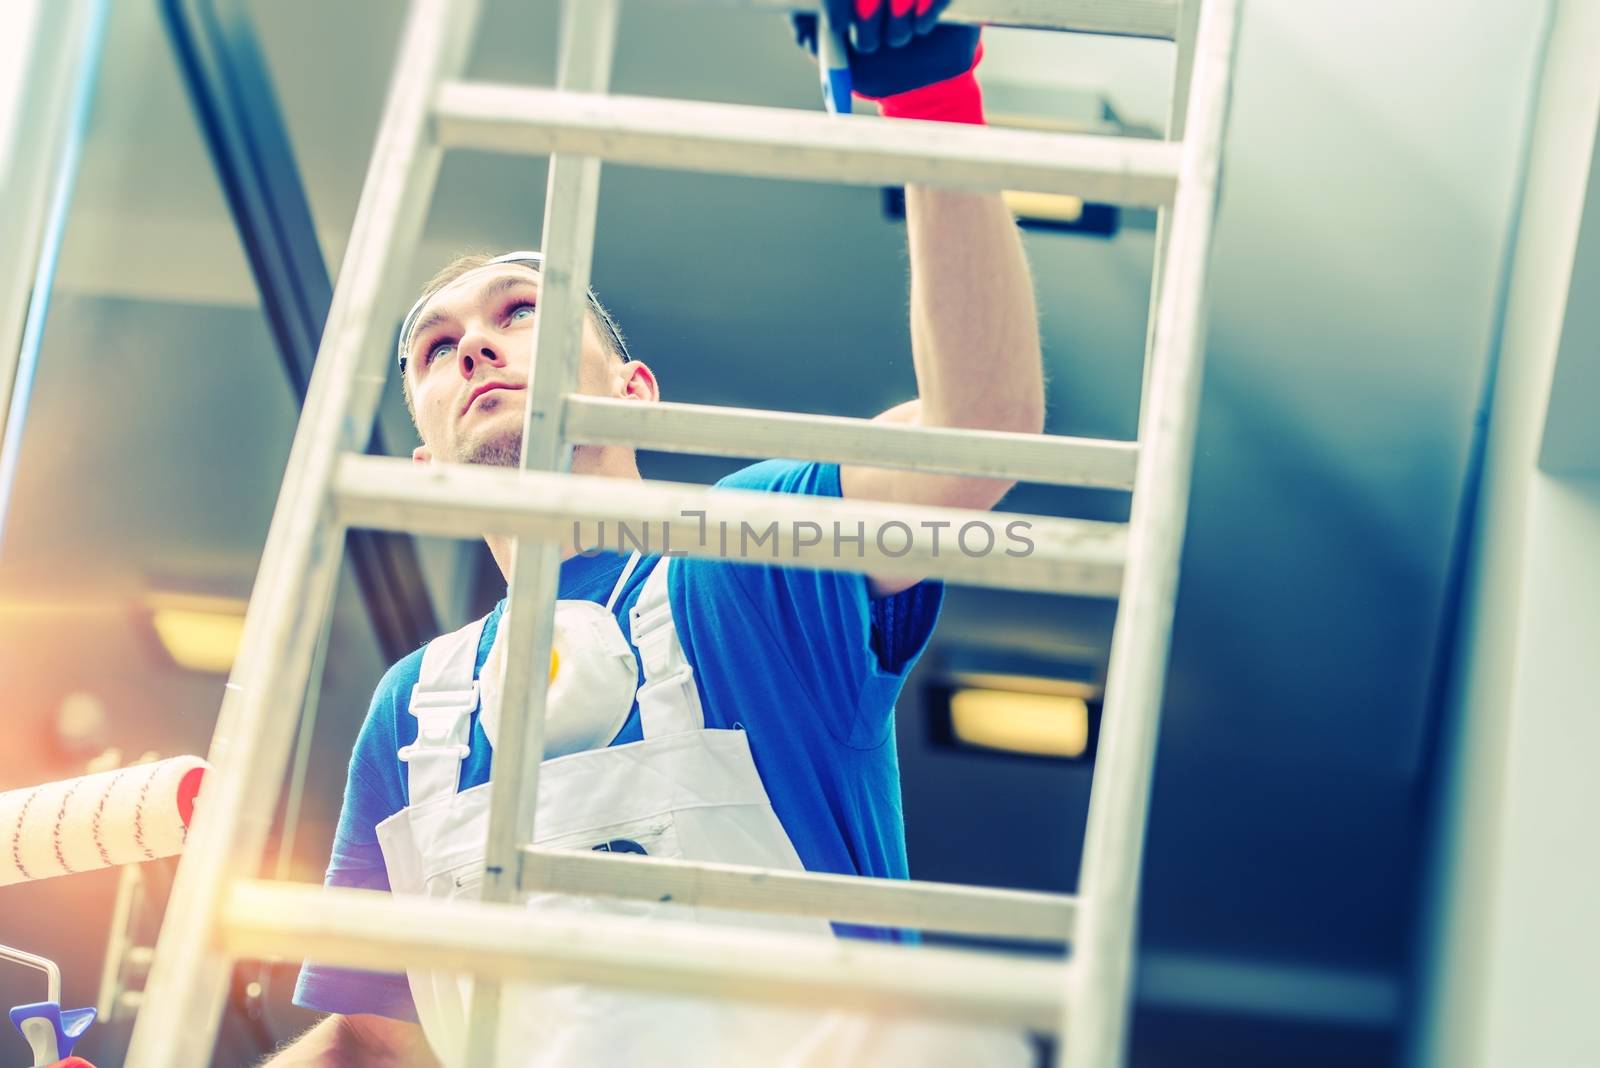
[461,382,525,415]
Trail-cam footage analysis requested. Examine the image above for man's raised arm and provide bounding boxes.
[817,17,1045,595]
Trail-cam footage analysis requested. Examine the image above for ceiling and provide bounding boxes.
[0,1,1550,1065]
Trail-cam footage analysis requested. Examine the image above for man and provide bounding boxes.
[273,7,1043,1065]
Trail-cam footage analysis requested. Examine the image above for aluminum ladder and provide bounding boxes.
[125,1,1241,1065]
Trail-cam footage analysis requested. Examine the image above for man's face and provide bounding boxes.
[403,265,641,469]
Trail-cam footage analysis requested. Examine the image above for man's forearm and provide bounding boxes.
[904,185,1044,436]
[260,1016,348,1066]
[261,1014,437,1067]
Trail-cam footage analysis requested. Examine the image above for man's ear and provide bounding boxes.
[616,360,659,403]
[412,444,433,464]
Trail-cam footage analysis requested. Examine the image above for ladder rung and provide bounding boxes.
[522,848,1076,941]
[565,396,1138,490]
[692,0,1182,39]
[333,454,1126,596]
[221,881,1065,1030]
[434,85,1182,207]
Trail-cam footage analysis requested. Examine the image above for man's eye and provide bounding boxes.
[425,341,455,366]
[508,302,535,323]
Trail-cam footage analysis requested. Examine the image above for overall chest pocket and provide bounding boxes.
[445,812,693,923]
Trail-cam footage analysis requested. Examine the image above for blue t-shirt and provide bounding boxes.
[293,460,944,1020]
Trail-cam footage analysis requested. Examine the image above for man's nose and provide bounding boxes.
[456,328,507,378]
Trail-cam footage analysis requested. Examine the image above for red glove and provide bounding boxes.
[859,37,984,125]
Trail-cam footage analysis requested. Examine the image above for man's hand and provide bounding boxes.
[793,3,981,111]
[796,0,953,55]
[260,1013,438,1067]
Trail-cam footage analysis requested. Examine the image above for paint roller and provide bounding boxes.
[1,756,208,887]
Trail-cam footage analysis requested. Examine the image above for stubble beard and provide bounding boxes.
[463,429,523,468]
[455,396,523,467]
[453,416,601,472]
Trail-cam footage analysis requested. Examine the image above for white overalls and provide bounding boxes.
[375,554,1033,1067]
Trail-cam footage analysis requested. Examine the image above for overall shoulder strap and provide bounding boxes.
[606,551,644,613]
[628,558,706,738]
[398,614,488,805]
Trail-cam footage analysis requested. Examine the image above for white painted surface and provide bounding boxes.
[1415,1,1600,1064]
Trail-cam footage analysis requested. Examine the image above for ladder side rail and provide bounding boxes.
[565,395,1141,490]
[222,881,1067,1031]
[434,84,1183,207]
[651,0,1183,40]
[0,0,103,486]
[125,1,481,1063]
[521,847,1078,940]
[464,2,620,1063]
[0,0,106,555]
[0,0,66,449]
[1062,1,1241,1065]
[1165,0,1205,144]
[1136,0,1205,429]
[334,455,1128,597]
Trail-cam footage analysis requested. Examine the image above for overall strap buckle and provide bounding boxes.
[626,559,705,738]
[628,600,679,678]
[628,561,682,679]
[401,614,490,804]
[399,683,480,804]
[399,682,479,761]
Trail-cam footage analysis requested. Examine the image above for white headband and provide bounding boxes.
[395,250,628,370]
